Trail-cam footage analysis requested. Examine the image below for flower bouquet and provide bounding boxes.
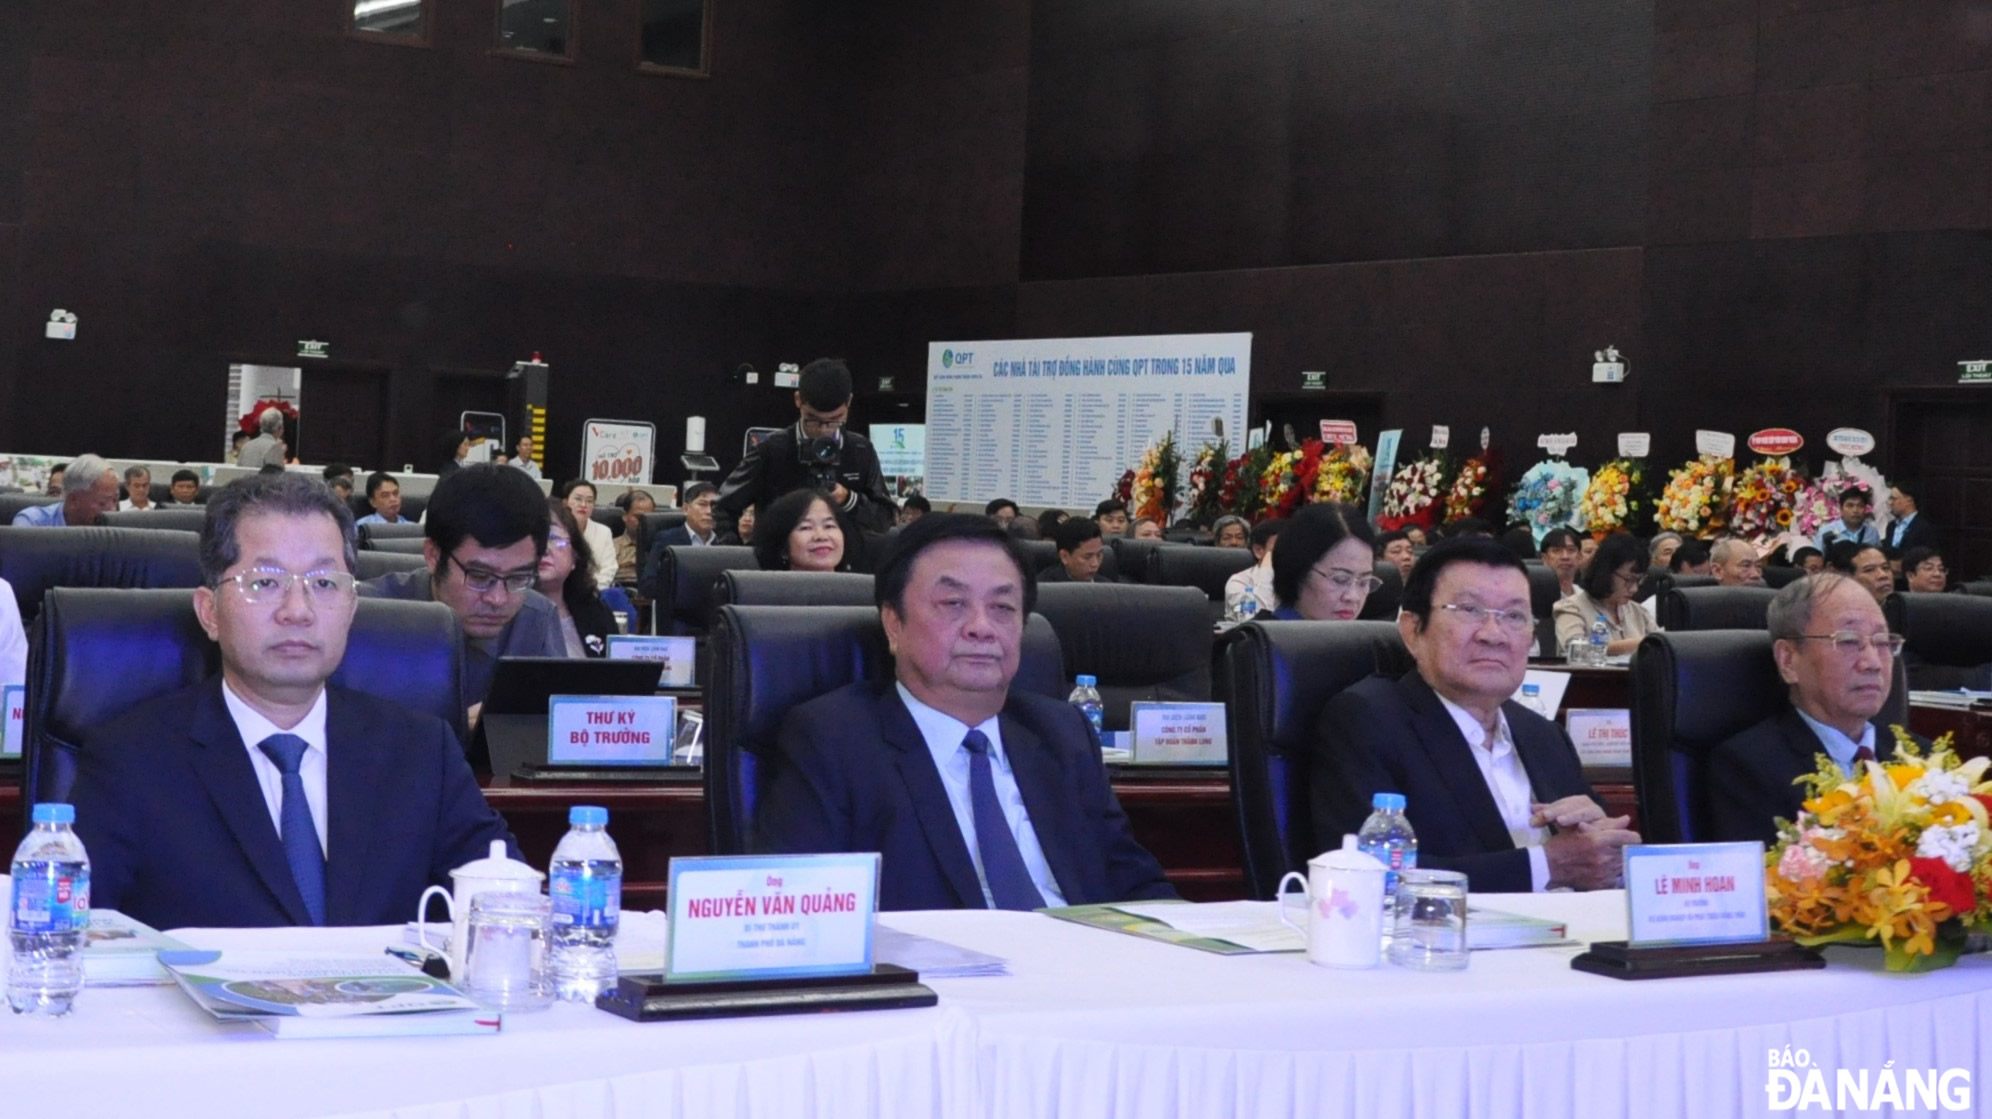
[1130,432,1182,525]
[1183,439,1230,526]
[1656,454,1734,537]
[1767,730,1992,972]
[238,399,298,436]
[1790,476,1839,540]
[1377,453,1450,531]
[1506,460,1591,544]
[1221,444,1276,521]
[1727,456,1803,544]
[1444,451,1499,522]
[1577,457,1653,538]
[1112,468,1135,505]
[1261,440,1327,519]
[1312,443,1373,507]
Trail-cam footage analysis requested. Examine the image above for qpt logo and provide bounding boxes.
[1767,1047,1971,1112]
[940,348,973,370]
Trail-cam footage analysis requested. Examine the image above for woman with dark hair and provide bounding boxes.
[436,429,470,475]
[1551,532,1657,657]
[1268,502,1380,620]
[755,489,859,573]
[539,497,619,657]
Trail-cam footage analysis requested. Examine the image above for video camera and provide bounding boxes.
[801,433,843,492]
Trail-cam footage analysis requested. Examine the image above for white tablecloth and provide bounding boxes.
[3,894,1988,1119]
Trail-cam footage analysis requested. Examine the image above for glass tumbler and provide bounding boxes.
[460,890,555,1012]
[1387,869,1470,971]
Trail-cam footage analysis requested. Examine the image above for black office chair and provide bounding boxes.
[1523,562,1563,620]
[713,570,876,612]
[353,550,430,580]
[0,495,58,524]
[25,588,465,811]
[1108,537,1172,584]
[398,494,429,523]
[1031,583,1212,730]
[1145,546,1255,618]
[1628,630,1909,844]
[0,526,205,624]
[364,537,428,556]
[1219,619,1411,900]
[1960,581,1992,599]
[1359,561,1404,621]
[657,545,758,635]
[703,604,1068,854]
[358,522,426,547]
[96,508,207,533]
[589,507,625,538]
[1656,585,1778,631]
[1015,538,1058,574]
[1762,566,1804,589]
[633,511,689,573]
[1898,592,1992,690]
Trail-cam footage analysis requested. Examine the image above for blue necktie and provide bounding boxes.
[258,734,326,926]
[961,729,1047,911]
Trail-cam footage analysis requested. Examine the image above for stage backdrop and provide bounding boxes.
[923,333,1251,510]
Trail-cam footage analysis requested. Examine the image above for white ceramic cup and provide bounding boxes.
[1277,836,1388,968]
[416,840,544,979]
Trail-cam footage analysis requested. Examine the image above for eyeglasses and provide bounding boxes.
[1310,566,1384,594]
[1436,602,1534,634]
[1795,631,1906,657]
[446,552,538,596]
[800,416,846,436]
[220,567,357,606]
[545,535,572,552]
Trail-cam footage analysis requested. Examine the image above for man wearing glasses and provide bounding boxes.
[1706,574,1919,845]
[1311,538,1638,892]
[710,358,897,539]
[360,464,566,719]
[71,473,515,928]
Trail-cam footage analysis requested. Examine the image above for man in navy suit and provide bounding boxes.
[756,514,1174,910]
[638,481,736,599]
[71,472,516,929]
[1311,538,1639,892]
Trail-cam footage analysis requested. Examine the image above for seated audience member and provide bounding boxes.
[119,465,156,511]
[640,481,725,602]
[437,429,470,475]
[1886,479,1938,554]
[1132,516,1164,541]
[1043,516,1110,583]
[1552,533,1657,657]
[1034,508,1066,538]
[614,490,656,583]
[1706,574,1914,844]
[1711,537,1766,587]
[540,499,619,657]
[1376,529,1416,584]
[355,472,406,526]
[1212,515,1250,549]
[736,502,758,545]
[0,575,24,689]
[168,469,201,505]
[901,495,932,525]
[1539,527,1582,598]
[1499,525,1537,560]
[1835,544,1894,605]
[1311,538,1637,890]
[238,408,289,470]
[559,480,617,591]
[1669,539,1711,576]
[228,431,248,464]
[510,435,542,481]
[12,454,119,526]
[1791,545,1824,575]
[1901,545,1949,594]
[1577,534,1598,571]
[754,488,856,573]
[984,499,1019,527]
[757,514,1175,909]
[320,465,355,505]
[71,472,517,929]
[1649,532,1683,571]
[1094,499,1130,537]
[358,464,564,717]
[1404,524,1428,551]
[1269,503,1378,621]
[1225,517,1283,617]
[1816,488,1879,552]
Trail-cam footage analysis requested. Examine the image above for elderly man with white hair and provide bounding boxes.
[238,408,289,470]
[11,454,121,526]
[1709,537,1765,587]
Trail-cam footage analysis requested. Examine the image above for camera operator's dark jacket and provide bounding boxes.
[713,423,898,536]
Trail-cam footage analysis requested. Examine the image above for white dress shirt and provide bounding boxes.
[116,498,153,512]
[1794,707,1876,780]
[221,682,330,858]
[1223,559,1277,616]
[895,683,1068,908]
[1434,692,1550,891]
[581,519,617,590]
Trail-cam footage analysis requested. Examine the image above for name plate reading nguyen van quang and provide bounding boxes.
[666,854,881,981]
[1623,843,1768,948]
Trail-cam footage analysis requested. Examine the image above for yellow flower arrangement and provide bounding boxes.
[1656,454,1734,536]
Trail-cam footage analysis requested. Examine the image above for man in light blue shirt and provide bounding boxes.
[11,454,120,527]
[1814,489,1880,553]
[353,472,406,527]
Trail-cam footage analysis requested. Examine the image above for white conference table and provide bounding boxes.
[2,894,1987,1119]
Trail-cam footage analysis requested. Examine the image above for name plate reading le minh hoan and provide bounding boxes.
[1130,701,1228,765]
[666,854,881,981]
[606,635,695,687]
[1623,843,1768,948]
[547,695,676,766]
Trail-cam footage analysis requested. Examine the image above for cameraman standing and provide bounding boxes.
[713,358,897,537]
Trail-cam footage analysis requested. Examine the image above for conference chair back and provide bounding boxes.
[352,550,430,580]
[657,545,758,635]
[1656,585,1777,632]
[1219,619,1411,900]
[25,589,464,813]
[1108,537,1172,584]
[713,570,876,612]
[0,494,58,523]
[1523,563,1562,620]
[1898,591,1992,690]
[705,604,1068,855]
[1360,561,1404,621]
[1628,630,1908,844]
[1762,565,1804,588]
[364,537,429,556]
[358,522,426,547]
[1146,545,1256,606]
[96,508,207,534]
[1961,580,1992,598]
[634,511,688,568]
[1031,583,1213,730]
[589,507,624,538]
[0,526,204,624]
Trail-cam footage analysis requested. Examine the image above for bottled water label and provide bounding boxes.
[551,865,621,928]
[10,865,88,935]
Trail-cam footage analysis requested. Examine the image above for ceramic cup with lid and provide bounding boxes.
[1276,835,1389,968]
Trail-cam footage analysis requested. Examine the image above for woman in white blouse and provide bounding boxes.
[1551,532,1660,657]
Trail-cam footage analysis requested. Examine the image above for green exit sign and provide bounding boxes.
[298,340,330,360]
[1961,360,1992,384]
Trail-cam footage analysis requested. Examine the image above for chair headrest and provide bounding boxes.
[661,546,758,631]
[0,495,59,523]
[715,570,876,611]
[1146,545,1256,600]
[1762,566,1804,588]
[639,511,688,536]
[364,537,429,555]
[358,522,426,545]
[1232,620,1409,757]
[0,526,205,624]
[1900,592,1992,667]
[1359,561,1404,620]
[96,508,207,533]
[352,550,429,580]
[1632,631,1784,753]
[589,508,625,537]
[1015,539,1058,573]
[1659,585,1777,632]
[1107,537,1172,584]
[1031,583,1211,725]
[1523,563,1562,619]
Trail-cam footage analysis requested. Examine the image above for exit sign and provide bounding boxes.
[1961,360,1991,384]
[298,340,330,360]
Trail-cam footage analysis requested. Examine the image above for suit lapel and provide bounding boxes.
[1400,674,1515,852]
[880,689,987,908]
[323,690,381,924]
[999,707,1084,902]
[188,681,311,925]
[1503,702,1560,803]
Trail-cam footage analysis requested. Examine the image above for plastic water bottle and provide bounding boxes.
[8,803,90,1016]
[1588,615,1610,664]
[1356,793,1418,931]
[548,805,621,1003]
[1068,675,1105,741]
[1519,683,1547,717]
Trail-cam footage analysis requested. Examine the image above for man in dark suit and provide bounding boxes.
[638,481,733,599]
[757,514,1174,910]
[71,472,515,929]
[1311,538,1638,892]
[1706,573,1912,845]
[1885,478,1940,556]
[1040,516,1114,584]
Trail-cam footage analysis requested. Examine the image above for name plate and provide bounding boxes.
[666,854,880,981]
[2,684,21,760]
[1130,701,1228,765]
[1565,708,1631,768]
[548,694,676,766]
[606,635,695,687]
[1623,843,1768,947]
[1694,429,1736,460]
[1617,432,1650,458]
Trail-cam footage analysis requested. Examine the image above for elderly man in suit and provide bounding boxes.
[757,513,1175,910]
[1311,537,1638,892]
[71,472,515,929]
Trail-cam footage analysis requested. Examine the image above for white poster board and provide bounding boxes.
[871,424,926,479]
[580,419,656,487]
[922,333,1251,509]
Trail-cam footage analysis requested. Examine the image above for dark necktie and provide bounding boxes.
[961,729,1047,911]
[1853,745,1876,767]
[258,734,326,926]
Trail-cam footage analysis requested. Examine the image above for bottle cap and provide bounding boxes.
[31,803,75,825]
[569,805,609,827]
[1522,683,1540,695]
[1076,674,1097,687]
[1370,792,1406,812]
